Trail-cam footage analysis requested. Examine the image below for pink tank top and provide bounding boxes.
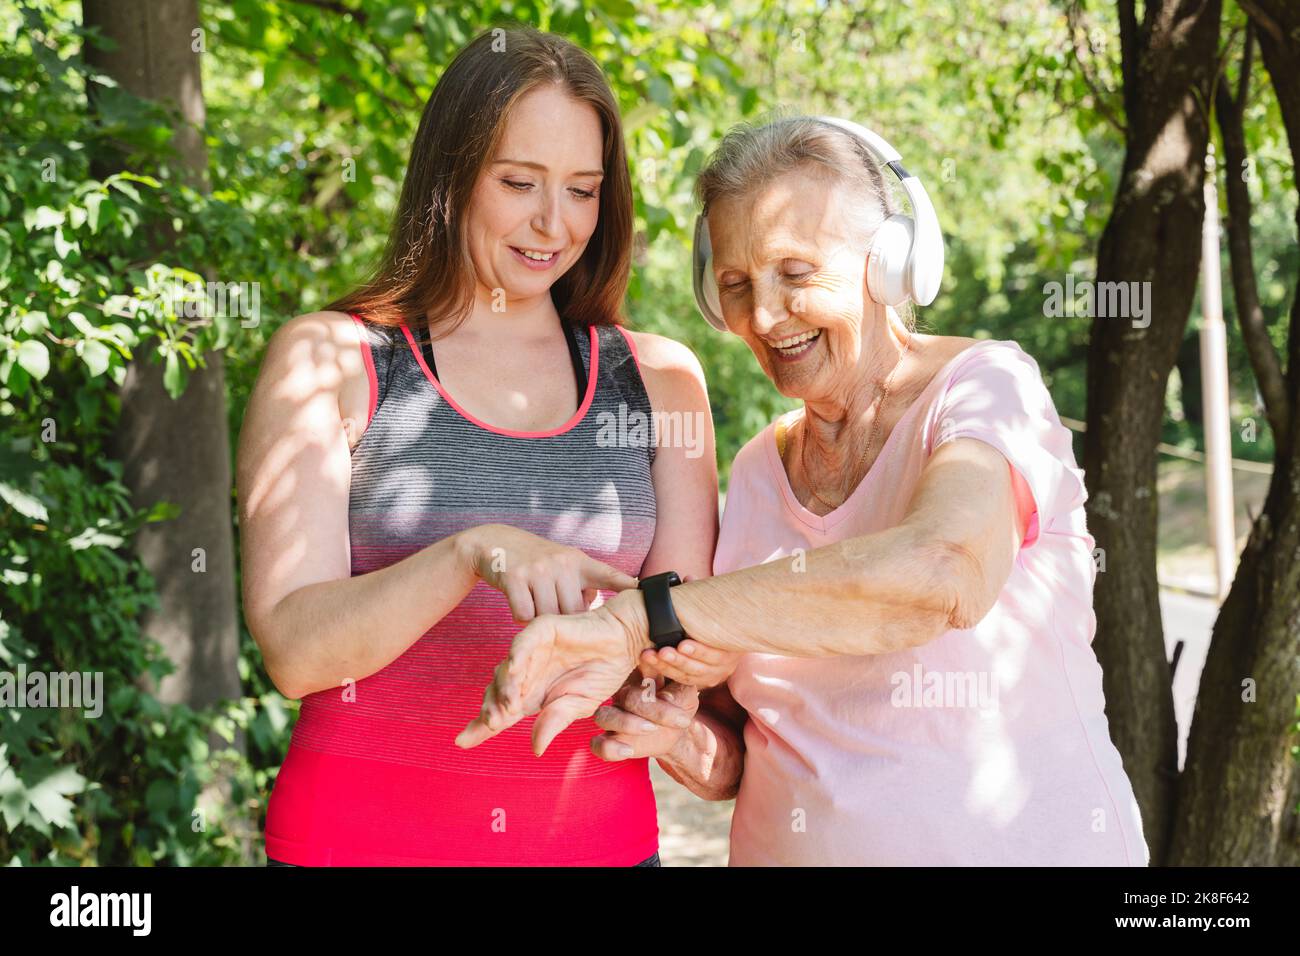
[264,314,660,865]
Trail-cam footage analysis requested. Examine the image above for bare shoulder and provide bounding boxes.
[241,310,377,452]
[621,328,704,374]
[916,333,984,368]
[266,310,362,362]
[259,310,368,393]
[620,328,708,402]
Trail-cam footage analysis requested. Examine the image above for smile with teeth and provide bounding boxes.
[513,247,557,261]
[771,329,822,353]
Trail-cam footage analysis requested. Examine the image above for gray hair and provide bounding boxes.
[695,113,916,329]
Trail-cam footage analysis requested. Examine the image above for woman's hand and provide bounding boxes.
[637,639,742,688]
[590,675,699,762]
[459,523,638,621]
[454,588,652,755]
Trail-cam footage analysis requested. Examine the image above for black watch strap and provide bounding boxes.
[638,571,686,649]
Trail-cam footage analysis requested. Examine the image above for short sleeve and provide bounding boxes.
[927,342,1086,545]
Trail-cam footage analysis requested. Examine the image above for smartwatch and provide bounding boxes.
[638,571,687,649]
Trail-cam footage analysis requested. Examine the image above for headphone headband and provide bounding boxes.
[692,117,945,331]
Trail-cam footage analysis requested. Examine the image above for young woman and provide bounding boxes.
[236,26,717,866]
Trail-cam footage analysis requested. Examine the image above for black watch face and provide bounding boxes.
[640,571,680,589]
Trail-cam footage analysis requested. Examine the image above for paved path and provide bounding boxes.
[650,761,733,867]
[1159,588,1217,770]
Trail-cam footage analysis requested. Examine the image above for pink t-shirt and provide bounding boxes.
[715,339,1149,866]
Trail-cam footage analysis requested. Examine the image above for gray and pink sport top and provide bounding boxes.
[264,314,660,866]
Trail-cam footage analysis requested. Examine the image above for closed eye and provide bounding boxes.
[784,259,815,281]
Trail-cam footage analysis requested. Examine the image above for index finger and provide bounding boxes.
[581,556,638,592]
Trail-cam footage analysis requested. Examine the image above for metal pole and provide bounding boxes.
[1199,144,1236,602]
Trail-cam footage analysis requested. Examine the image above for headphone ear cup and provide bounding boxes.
[692,214,728,331]
[702,265,723,325]
[865,214,915,308]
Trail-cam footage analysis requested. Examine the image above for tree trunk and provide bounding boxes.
[1083,0,1222,865]
[1168,0,1300,866]
[82,0,240,713]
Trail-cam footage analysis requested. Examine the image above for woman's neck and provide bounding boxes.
[441,285,564,343]
[800,310,917,458]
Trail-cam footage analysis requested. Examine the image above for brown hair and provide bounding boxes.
[325,26,633,338]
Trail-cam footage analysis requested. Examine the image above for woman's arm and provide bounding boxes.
[623,331,747,683]
[238,311,451,699]
[624,329,719,585]
[237,312,634,700]
[665,436,1027,658]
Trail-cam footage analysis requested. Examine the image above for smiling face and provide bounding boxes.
[708,166,883,400]
[464,83,605,308]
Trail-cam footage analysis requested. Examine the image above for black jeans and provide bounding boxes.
[267,852,661,867]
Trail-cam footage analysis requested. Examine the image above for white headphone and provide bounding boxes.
[691,117,945,332]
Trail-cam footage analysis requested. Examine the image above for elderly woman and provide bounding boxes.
[457,117,1149,866]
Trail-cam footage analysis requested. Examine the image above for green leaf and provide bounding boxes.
[163,348,184,397]
[146,500,182,522]
[25,765,86,831]
[0,482,48,521]
[80,339,111,377]
[24,206,63,230]
[67,311,94,336]
[213,312,238,350]
[15,340,49,381]
[4,361,29,397]
[53,227,77,260]
[108,179,141,203]
[84,192,106,233]
[67,526,125,550]
[0,752,27,832]
[115,172,162,188]
[377,7,417,38]
[19,311,48,336]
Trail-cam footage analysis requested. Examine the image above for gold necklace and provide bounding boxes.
[799,332,912,512]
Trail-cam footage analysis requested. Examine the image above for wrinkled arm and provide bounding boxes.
[666,437,1027,658]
